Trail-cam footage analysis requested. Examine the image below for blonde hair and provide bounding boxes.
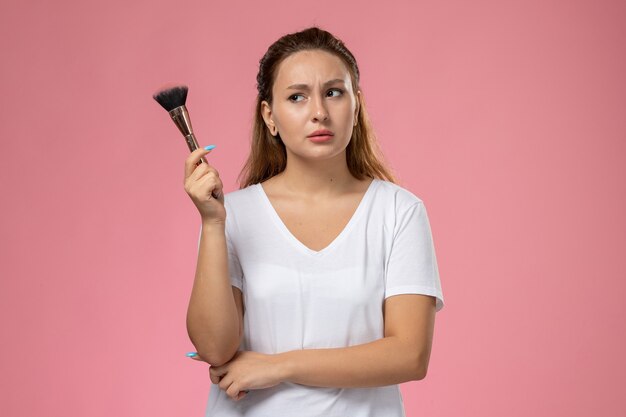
[237,26,398,189]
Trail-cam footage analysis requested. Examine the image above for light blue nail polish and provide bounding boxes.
[186,352,198,357]
[204,145,216,151]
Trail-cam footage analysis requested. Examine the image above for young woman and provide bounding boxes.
[185,26,444,417]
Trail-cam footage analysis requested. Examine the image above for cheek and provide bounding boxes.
[277,107,307,128]
[338,107,356,127]
[335,100,354,117]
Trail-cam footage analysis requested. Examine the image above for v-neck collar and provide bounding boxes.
[256,178,379,257]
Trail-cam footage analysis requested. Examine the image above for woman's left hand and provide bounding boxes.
[190,350,286,401]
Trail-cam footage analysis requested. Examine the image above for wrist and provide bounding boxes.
[201,220,226,231]
[274,351,294,383]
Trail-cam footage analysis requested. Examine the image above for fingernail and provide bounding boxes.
[204,145,216,151]
[186,352,198,357]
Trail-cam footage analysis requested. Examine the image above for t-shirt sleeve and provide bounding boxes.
[384,201,445,312]
[224,226,244,291]
[196,224,244,291]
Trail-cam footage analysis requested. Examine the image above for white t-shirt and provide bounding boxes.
[201,178,444,417]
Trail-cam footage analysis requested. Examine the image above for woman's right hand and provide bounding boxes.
[184,147,226,224]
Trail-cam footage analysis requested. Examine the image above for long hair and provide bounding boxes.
[237,26,399,189]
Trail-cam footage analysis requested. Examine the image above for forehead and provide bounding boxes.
[273,50,352,89]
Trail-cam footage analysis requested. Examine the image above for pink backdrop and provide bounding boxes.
[1,0,624,416]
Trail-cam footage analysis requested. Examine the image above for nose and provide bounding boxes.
[311,94,329,122]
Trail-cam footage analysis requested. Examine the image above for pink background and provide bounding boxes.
[1,0,624,416]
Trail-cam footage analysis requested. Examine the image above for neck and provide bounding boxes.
[275,150,356,198]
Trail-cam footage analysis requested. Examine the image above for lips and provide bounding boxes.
[307,129,334,137]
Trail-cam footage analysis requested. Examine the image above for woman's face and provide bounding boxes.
[261,49,360,161]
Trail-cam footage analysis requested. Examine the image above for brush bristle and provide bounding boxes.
[153,85,189,111]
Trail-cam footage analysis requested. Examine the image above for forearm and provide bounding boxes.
[186,221,240,366]
[276,337,423,388]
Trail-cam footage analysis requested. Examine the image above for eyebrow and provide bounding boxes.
[286,79,346,90]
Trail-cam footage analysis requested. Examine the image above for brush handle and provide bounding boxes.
[185,133,200,154]
[186,133,220,199]
[184,133,207,165]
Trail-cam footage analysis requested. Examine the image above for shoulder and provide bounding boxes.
[222,184,261,240]
[223,184,259,211]
[373,179,424,213]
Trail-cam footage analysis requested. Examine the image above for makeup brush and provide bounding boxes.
[154,84,221,200]
[153,85,207,167]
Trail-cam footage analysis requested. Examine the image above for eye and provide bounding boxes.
[288,94,305,102]
[327,88,344,97]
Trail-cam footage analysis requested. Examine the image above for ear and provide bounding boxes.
[261,100,277,136]
[354,91,361,126]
